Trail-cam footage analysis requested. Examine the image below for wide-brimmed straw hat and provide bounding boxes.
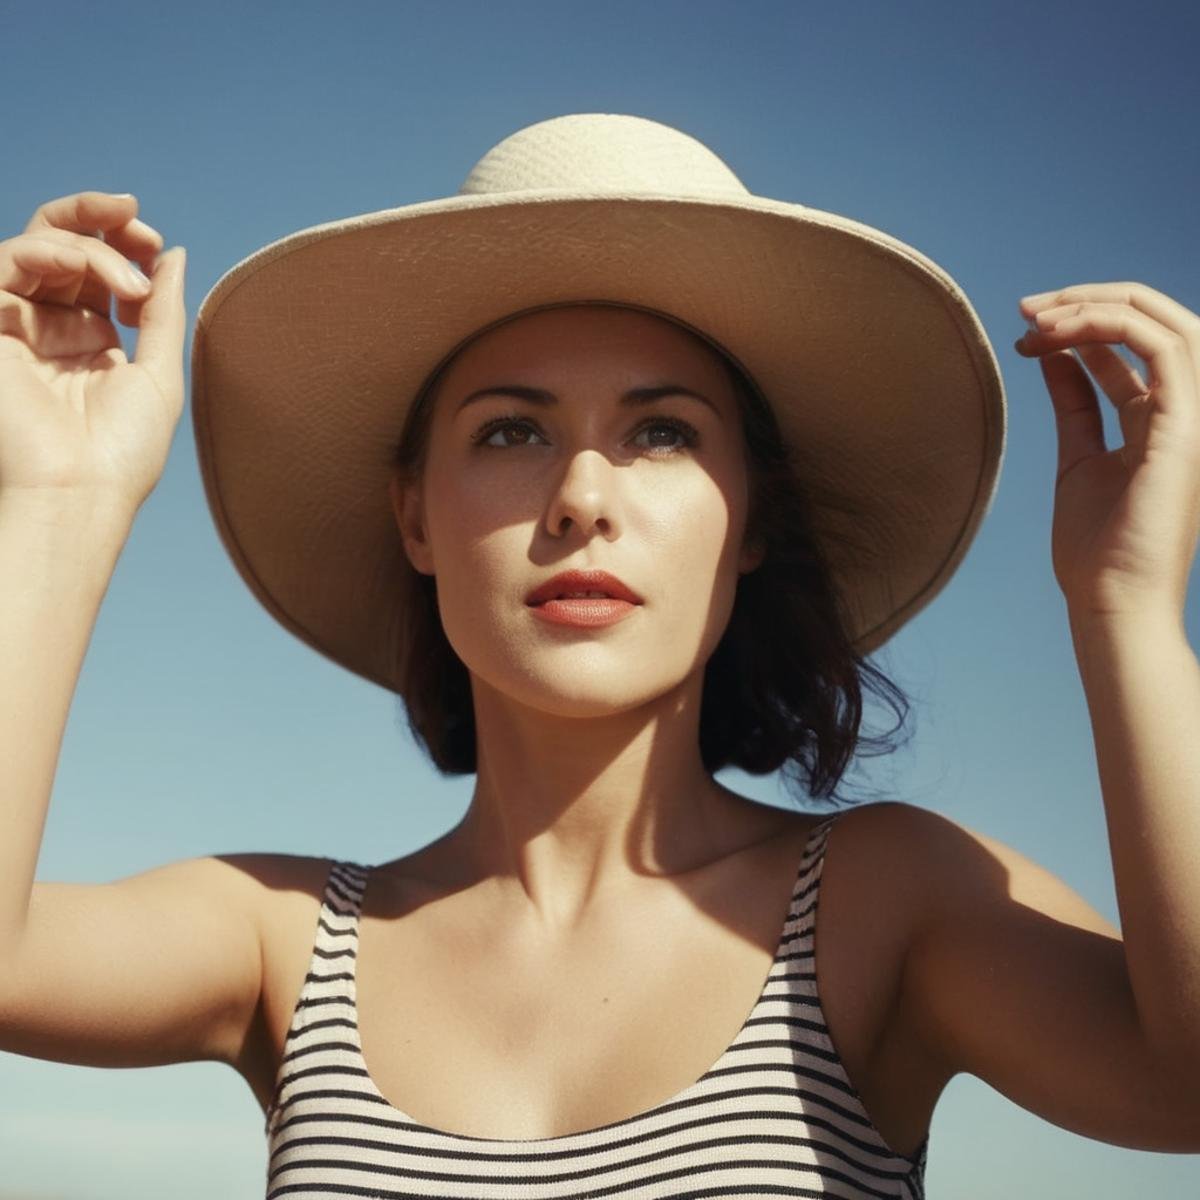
[190,112,1006,693]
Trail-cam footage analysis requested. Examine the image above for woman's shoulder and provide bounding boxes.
[224,853,355,964]
[213,850,345,903]
[805,799,973,959]
[806,797,938,861]
[816,799,1022,912]
[827,800,1085,914]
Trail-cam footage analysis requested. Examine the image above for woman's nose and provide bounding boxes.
[544,449,620,540]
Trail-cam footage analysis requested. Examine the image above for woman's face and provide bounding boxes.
[390,304,764,718]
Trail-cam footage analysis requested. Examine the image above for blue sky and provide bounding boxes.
[2,1,1198,1195]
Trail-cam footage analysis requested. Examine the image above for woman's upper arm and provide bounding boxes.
[0,853,277,1070]
[889,802,1200,1153]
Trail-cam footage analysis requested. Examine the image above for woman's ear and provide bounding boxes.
[388,473,435,576]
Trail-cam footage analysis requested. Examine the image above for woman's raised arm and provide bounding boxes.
[0,194,266,1076]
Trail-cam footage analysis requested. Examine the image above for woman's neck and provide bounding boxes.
[441,672,780,929]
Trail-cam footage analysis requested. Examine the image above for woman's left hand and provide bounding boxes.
[1014,281,1200,623]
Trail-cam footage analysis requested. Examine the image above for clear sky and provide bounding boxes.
[2,1,1198,1196]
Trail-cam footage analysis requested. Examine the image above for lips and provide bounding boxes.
[525,568,643,607]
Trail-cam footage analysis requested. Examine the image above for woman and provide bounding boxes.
[1,113,1198,1198]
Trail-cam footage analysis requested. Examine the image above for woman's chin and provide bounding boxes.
[481,667,684,721]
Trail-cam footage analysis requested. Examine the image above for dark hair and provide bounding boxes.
[389,317,913,811]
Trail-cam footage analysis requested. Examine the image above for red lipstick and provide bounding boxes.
[525,568,643,628]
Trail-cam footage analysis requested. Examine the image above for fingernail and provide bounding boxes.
[126,262,152,291]
[1021,290,1057,305]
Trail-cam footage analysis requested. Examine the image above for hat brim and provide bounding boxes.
[191,190,1006,692]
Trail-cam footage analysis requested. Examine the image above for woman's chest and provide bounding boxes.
[247,812,943,1159]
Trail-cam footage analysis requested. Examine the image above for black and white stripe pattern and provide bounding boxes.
[264,815,929,1198]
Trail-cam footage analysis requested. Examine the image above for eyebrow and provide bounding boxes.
[455,383,722,419]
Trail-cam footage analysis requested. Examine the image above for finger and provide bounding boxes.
[98,217,164,268]
[105,221,165,326]
[1038,349,1108,483]
[0,288,121,361]
[31,227,153,297]
[25,190,142,239]
[1016,333,1150,401]
[1018,337,1159,464]
[1019,281,1200,341]
[1022,302,1193,418]
[25,192,160,312]
[114,290,148,330]
[1,232,146,299]
[11,228,153,316]
[131,247,187,403]
[0,234,90,297]
[1073,342,1150,406]
[1064,344,1153,465]
[34,210,165,268]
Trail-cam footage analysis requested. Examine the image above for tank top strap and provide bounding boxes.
[791,810,844,941]
[805,810,844,860]
[311,859,370,955]
[299,858,370,999]
[264,859,372,1137]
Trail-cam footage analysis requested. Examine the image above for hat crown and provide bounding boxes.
[458,113,751,199]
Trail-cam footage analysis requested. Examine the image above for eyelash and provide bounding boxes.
[470,413,701,456]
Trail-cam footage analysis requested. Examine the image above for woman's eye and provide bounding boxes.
[631,418,698,453]
[471,415,699,454]
[475,418,547,448]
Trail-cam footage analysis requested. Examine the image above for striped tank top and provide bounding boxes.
[264,813,930,1198]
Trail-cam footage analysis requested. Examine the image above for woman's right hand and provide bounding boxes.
[0,191,186,514]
